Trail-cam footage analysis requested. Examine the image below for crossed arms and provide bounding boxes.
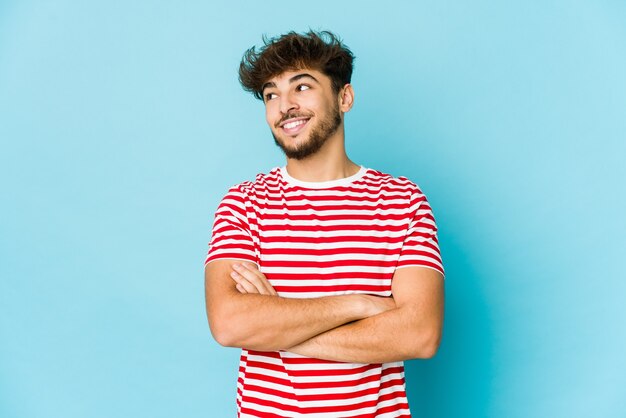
[204,260,444,364]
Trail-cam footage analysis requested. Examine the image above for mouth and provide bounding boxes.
[279,117,310,136]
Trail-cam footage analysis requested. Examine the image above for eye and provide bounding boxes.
[264,92,277,101]
[296,84,311,92]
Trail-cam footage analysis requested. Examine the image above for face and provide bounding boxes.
[262,69,343,160]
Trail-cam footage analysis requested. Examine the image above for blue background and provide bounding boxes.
[1,1,625,417]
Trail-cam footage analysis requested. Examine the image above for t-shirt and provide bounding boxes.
[205,165,444,418]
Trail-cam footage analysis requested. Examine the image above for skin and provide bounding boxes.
[230,262,444,364]
[264,71,342,161]
[204,67,444,363]
[205,259,396,351]
[263,68,361,182]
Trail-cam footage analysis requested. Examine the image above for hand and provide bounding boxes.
[230,262,277,296]
[362,294,396,317]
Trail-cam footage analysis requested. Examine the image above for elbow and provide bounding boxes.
[208,310,274,350]
[406,326,442,359]
[211,322,278,351]
[210,321,238,348]
[207,306,241,348]
[418,338,441,359]
[215,334,240,348]
[206,296,254,348]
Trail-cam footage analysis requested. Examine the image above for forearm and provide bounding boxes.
[210,291,374,351]
[287,304,441,364]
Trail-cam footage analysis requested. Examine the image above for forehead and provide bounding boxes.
[263,68,330,88]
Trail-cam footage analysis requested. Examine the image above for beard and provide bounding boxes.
[272,103,342,160]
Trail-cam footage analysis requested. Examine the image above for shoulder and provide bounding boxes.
[361,168,434,216]
[222,167,282,198]
[361,167,424,195]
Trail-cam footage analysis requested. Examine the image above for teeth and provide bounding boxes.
[284,119,307,130]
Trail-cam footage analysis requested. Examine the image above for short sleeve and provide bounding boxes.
[204,185,258,266]
[395,187,445,277]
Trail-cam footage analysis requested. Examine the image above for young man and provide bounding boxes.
[204,30,444,418]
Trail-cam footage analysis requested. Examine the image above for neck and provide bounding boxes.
[284,126,360,182]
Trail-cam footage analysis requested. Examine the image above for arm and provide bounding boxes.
[287,266,444,363]
[204,259,395,352]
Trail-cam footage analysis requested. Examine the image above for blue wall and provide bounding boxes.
[1,1,625,417]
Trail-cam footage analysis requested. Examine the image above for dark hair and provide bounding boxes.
[239,30,354,100]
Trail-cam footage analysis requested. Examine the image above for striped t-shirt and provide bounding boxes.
[205,165,444,417]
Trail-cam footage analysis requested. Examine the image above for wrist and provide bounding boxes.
[355,294,381,318]
[358,294,396,317]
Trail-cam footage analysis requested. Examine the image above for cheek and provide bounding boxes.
[304,94,330,115]
[265,104,278,126]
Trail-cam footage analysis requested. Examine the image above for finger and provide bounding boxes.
[238,263,277,295]
[242,262,264,277]
[234,264,275,295]
[235,283,247,294]
[230,271,262,294]
[231,270,274,295]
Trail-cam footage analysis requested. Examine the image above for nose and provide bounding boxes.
[279,91,298,115]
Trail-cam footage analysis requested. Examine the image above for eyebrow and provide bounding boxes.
[261,73,320,93]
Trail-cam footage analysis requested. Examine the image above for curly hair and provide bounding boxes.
[239,30,355,100]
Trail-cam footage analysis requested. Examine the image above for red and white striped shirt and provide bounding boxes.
[205,165,444,417]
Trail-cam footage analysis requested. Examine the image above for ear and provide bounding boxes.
[338,84,354,113]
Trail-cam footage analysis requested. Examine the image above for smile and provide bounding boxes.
[280,117,310,135]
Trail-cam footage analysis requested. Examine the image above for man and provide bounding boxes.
[204,30,444,418]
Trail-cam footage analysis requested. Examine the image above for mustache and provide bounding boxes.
[275,112,313,128]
